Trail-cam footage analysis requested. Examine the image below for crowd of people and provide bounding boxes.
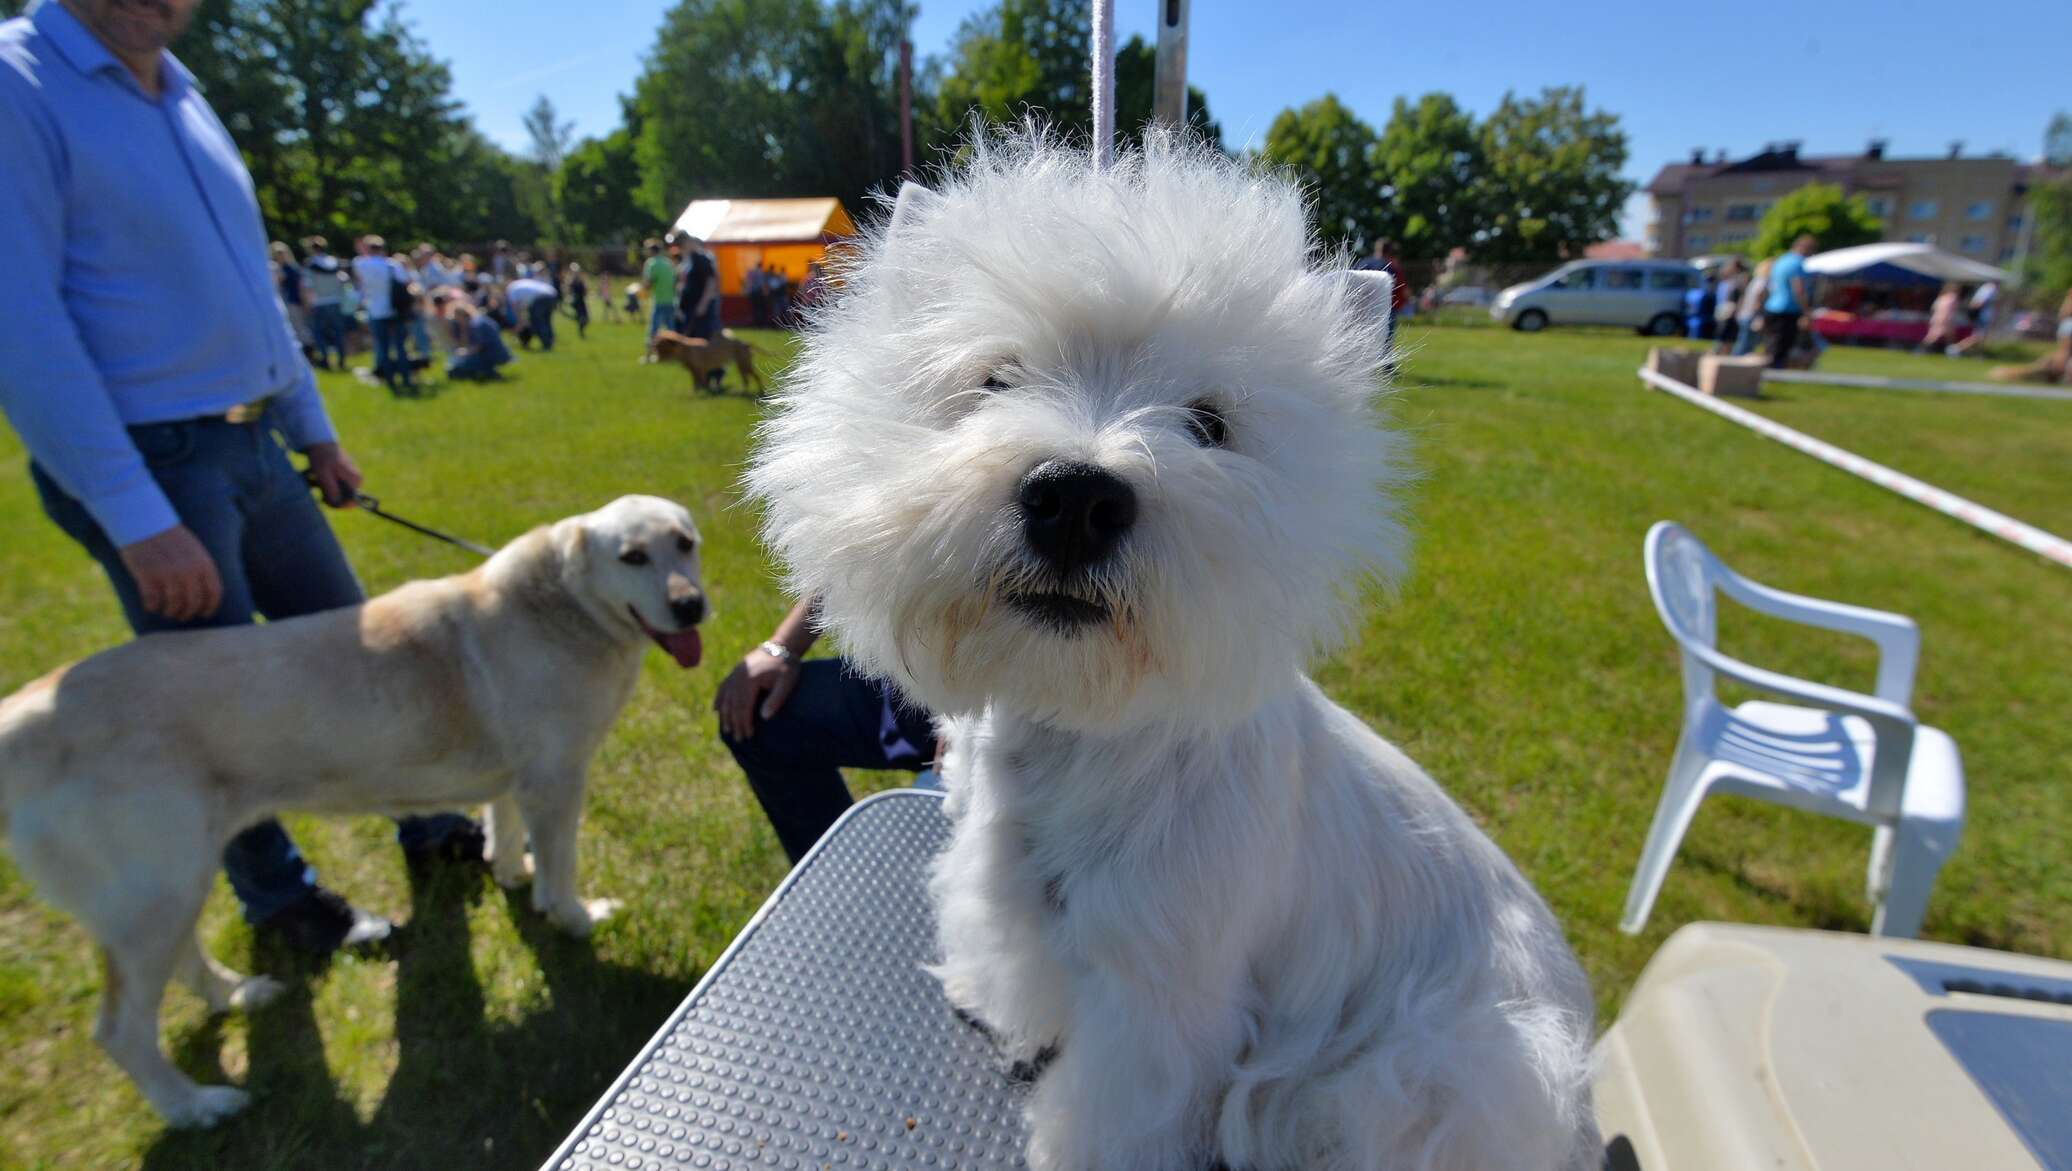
[267,236,645,393]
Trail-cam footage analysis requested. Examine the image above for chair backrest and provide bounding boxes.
[1644,522,1723,706]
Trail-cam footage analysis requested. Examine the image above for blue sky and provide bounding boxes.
[404,0,2070,238]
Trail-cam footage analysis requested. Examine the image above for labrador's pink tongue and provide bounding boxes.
[656,627,702,669]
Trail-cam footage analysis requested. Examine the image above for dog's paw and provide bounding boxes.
[163,1084,250,1129]
[545,897,619,938]
[491,852,535,890]
[228,975,284,1013]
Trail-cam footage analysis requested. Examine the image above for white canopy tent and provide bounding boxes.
[1804,243,2012,286]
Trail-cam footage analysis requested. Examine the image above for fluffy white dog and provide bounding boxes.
[750,133,1597,1171]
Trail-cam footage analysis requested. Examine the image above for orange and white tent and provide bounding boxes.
[669,197,857,297]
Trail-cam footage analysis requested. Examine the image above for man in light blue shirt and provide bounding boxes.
[0,0,479,952]
[1762,232,1819,369]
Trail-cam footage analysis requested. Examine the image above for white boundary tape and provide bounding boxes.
[1762,368,2072,402]
[1638,366,2072,570]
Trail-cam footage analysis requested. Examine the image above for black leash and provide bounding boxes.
[304,472,496,558]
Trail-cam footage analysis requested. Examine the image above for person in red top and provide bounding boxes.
[1354,238,1412,353]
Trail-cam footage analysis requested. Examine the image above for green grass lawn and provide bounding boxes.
[2,318,2067,1169]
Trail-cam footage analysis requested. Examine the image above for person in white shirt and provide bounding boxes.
[504,274,561,351]
[351,235,416,395]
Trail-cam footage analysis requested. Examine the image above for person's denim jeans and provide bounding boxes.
[719,658,935,863]
[407,312,433,361]
[446,350,504,381]
[648,299,675,340]
[31,415,466,923]
[525,295,558,351]
[310,303,347,369]
[1731,317,1760,357]
[369,314,415,391]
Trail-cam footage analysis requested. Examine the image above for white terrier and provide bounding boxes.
[749,132,1597,1171]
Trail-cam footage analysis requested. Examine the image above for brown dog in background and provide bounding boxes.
[649,329,768,395]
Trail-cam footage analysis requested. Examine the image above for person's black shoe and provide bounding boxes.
[401,817,487,870]
[256,887,393,954]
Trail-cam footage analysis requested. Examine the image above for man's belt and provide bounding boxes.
[217,396,275,424]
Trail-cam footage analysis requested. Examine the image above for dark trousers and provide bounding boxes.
[524,296,558,351]
[446,350,504,381]
[720,658,936,863]
[370,314,415,390]
[570,297,589,338]
[1767,312,1802,369]
[32,416,464,923]
[310,303,347,369]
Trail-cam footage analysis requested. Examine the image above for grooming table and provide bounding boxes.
[541,789,1031,1171]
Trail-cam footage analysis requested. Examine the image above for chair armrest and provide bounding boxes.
[1714,573,1921,705]
[1679,637,1917,731]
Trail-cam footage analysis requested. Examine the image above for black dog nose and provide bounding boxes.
[1017,460,1136,572]
[670,593,705,627]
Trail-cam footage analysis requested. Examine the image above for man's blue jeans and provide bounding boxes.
[310,303,347,369]
[31,415,465,923]
[648,299,674,340]
[369,314,414,391]
[525,295,558,351]
[719,658,935,863]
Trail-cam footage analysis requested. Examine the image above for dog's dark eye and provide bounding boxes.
[676,534,695,553]
[619,549,650,566]
[1185,401,1229,448]
[981,372,1012,392]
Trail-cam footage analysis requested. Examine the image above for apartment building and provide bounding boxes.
[1645,141,2055,263]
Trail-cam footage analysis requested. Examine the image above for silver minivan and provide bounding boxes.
[1489,260,1699,335]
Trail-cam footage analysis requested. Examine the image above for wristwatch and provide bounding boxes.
[758,640,795,663]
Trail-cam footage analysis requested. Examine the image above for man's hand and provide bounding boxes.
[304,442,362,508]
[118,526,223,622]
[713,647,801,740]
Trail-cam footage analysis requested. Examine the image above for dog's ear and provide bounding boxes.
[886,180,943,241]
[1341,269,1394,336]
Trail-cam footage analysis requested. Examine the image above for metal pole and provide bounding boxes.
[1152,0,1190,130]
[899,38,914,176]
[1091,0,1115,168]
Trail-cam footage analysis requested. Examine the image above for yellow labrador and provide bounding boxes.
[0,495,705,1127]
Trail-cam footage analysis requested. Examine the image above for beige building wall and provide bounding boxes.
[1648,154,2039,264]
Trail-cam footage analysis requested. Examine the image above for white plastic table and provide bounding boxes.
[540,789,1032,1171]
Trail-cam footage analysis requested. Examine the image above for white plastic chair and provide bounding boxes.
[1622,522,1964,938]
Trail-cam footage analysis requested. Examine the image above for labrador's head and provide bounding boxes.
[572,495,706,668]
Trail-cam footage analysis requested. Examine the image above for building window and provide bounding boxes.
[1904,232,1934,244]
[1684,206,1715,225]
[2007,213,2024,233]
[1999,245,2017,262]
[1686,233,1711,252]
[1724,204,1760,222]
[1908,199,1939,221]
[1722,231,1749,244]
[1862,196,1891,218]
[1965,201,1993,221]
[1959,235,1986,254]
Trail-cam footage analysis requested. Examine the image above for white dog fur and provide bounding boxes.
[0,495,705,1127]
[750,132,1597,1171]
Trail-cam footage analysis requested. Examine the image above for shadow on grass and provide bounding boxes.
[143,865,693,1171]
[1408,373,1504,391]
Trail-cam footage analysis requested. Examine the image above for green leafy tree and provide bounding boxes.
[632,0,914,220]
[1371,92,1483,259]
[517,94,575,245]
[1260,94,1382,253]
[2022,176,2072,302]
[157,0,535,245]
[1740,183,1883,259]
[2045,112,2072,168]
[1474,86,1631,261]
[925,0,1089,154]
[559,100,664,246]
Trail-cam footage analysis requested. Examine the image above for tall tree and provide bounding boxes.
[1371,92,1483,259]
[516,94,576,245]
[1260,94,1383,254]
[559,100,665,247]
[631,0,913,219]
[2045,112,2072,169]
[2020,176,2072,301]
[925,0,1088,153]
[1474,86,1631,261]
[159,0,534,245]
[1741,183,1883,259]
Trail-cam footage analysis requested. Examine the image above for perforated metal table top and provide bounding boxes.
[542,789,1032,1171]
